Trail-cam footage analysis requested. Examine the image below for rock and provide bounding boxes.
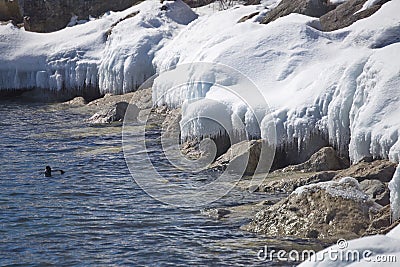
[364,205,400,236]
[283,147,349,173]
[260,0,336,25]
[63,96,87,106]
[180,139,204,160]
[211,140,274,175]
[161,108,182,139]
[255,171,336,193]
[182,0,216,8]
[243,177,381,240]
[360,179,390,206]
[237,12,260,23]
[201,208,231,220]
[319,0,390,32]
[17,0,143,33]
[86,101,139,124]
[0,0,22,23]
[334,160,397,183]
[87,88,152,110]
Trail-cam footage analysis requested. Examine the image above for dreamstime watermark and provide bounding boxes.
[257,238,398,264]
[122,62,276,208]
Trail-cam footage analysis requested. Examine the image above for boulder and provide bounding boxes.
[319,0,391,32]
[260,0,336,25]
[211,140,274,175]
[255,171,336,193]
[162,108,182,139]
[334,160,397,183]
[87,88,152,110]
[19,0,143,33]
[63,96,87,106]
[201,208,231,220]
[86,101,139,124]
[244,177,381,240]
[359,179,390,206]
[282,147,349,173]
[0,0,22,23]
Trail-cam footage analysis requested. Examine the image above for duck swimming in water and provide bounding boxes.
[45,166,65,177]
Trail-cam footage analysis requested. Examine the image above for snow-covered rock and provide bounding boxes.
[0,0,197,97]
[152,0,400,164]
[244,177,381,240]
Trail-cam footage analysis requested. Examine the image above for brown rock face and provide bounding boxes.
[260,0,337,25]
[19,0,143,33]
[259,0,391,32]
[334,160,397,183]
[364,205,400,236]
[211,140,275,175]
[283,147,350,173]
[319,0,391,31]
[0,0,22,22]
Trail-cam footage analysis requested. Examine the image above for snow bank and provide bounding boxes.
[298,224,400,266]
[389,163,400,220]
[152,0,400,163]
[0,0,197,95]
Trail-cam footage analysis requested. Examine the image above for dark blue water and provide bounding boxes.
[0,100,318,266]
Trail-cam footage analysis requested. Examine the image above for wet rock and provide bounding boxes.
[161,108,182,139]
[201,208,231,220]
[243,177,381,240]
[180,139,203,160]
[86,102,139,124]
[334,160,397,183]
[260,0,336,25]
[283,147,349,173]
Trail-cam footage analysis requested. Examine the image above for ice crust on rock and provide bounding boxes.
[292,177,369,201]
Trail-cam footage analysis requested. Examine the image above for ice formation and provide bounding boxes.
[0,0,197,95]
[1,0,399,165]
[152,0,400,163]
[389,163,400,220]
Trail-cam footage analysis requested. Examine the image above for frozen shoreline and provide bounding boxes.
[2,0,400,264]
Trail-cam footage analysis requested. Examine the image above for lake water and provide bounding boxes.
[0,99,323,266]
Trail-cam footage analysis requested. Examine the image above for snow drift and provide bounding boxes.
[298,223,400,266]
[0,0,197,95]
